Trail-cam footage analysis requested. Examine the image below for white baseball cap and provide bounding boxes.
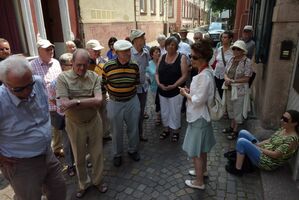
[86,39,104,50]
[36,39,54,48]
[243,25,253,31]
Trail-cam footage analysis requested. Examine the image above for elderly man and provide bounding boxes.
[56,49,107,198]
[241,25,255,60]
[130,29,150,142]
[179,28,193,45]
[0,55,66,200]
[30,39,64,158]
[193,30,203,43]
[85,39,105,71]
[103,40,141,167]
[0,38,11,86]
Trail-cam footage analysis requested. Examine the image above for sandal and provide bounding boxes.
[222,127,233,134]
[95,183,108,193]
[160,130,170,140]
[227,131,238,140]
[171,132,179,142]
[76,189,87,198]
[155,117,161,126]
[144,113,149,119]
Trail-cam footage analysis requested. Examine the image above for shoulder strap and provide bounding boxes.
[221,47,226,67]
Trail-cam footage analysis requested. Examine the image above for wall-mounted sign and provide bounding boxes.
[280,40,293,60]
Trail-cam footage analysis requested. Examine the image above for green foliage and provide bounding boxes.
[209,0,236,12]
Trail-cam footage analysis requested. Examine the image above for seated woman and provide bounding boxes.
[226,110,299,176]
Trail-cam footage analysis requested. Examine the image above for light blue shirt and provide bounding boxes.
[0,76,51,158]
[131,47,150,93]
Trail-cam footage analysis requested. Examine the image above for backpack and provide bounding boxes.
[206,68,225,121]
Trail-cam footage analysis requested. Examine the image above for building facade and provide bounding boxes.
[234,0,299,180]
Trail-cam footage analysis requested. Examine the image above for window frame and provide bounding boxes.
[140,0,147,14]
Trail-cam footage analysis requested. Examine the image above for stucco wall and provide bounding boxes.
[79,0,135,23]
[256,0,299,129]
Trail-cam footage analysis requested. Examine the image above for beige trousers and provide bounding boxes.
[66,114,104,190]
[51,126,63,152]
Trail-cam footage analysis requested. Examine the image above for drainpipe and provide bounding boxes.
[134,0,138,29]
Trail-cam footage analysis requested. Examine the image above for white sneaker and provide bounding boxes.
[188,169,208,177]
[185,180,205,190]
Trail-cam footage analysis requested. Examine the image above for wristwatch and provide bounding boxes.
[76,99,81,106]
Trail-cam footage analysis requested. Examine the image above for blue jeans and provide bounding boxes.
[236,130,261,166]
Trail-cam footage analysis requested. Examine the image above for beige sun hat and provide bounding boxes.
[113,40,132,51]
[86,39,104,50]
[231,40,248,54]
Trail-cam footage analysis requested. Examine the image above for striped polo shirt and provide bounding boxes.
[102,59,140,101]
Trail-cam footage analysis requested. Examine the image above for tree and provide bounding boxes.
[209,0,236,12]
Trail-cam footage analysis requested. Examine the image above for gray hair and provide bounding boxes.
[0,38,9,44]
[156,34,166,42]
[0,55,32,83]
[194,30,203,36]
[65,40,76,46]
[59,53,73,65]
[72,48,89,62]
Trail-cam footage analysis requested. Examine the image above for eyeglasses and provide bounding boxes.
[45,47,54,52]
[232,47,242,51]
[193,37,201,40]
[281,116,290,123]
[189,55,202,60]
[10,81,35,93]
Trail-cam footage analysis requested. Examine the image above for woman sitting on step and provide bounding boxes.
[226,110,299,176]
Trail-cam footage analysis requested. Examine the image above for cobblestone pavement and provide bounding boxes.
[0,99,264,200]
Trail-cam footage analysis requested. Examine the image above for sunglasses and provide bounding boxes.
[281,116,290,123]
[189,55,202,60]
[232,47,242,51]
[10,81,35,93]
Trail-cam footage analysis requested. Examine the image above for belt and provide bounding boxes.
[109,95,134,102]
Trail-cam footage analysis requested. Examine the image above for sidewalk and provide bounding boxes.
[1,99,264,199]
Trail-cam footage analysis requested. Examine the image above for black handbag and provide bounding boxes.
[224,150,256,173]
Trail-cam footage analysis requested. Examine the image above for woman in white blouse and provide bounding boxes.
[213,31,234,98]
[179,40,216,190]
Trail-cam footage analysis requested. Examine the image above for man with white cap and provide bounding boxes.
[241,25,255,60]
[102,40,141,167]
[30,39,64,158]
[130,29,150,142]
[85,39,105,71]
[85,39,111,141]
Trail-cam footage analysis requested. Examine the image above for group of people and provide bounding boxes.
[0,23,298,200]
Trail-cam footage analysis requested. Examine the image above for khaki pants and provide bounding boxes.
[65,114,103,190]
[51,126,63,152]
[0,150,66,200]
[99,96,110,138]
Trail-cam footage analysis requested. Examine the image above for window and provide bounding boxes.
[159,0,164,16]
[168,0,173,18]
[182,0,185,18]
[150,0,156,15]
[140,0,147,14]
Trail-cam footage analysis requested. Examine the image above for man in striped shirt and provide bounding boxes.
[102,40,141,167]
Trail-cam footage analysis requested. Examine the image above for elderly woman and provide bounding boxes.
[180,40,216,190]
[213,31,234,98]
[156,36,188,142]
[65,40,77,53]
[156,34,167,55]
[226,110,299,176]
[222,40,253,140]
